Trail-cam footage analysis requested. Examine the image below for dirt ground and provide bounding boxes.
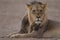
[0,0,60,40]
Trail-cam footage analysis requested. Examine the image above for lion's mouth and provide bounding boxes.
[35,18,42,24]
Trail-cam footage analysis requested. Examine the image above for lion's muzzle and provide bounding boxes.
[35,18,42,25]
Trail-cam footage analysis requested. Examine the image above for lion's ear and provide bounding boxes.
[26,4,32,9]
[42,3,47,9]
[26,4,31,7]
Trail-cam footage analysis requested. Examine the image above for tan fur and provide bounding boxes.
[7,1,48,38]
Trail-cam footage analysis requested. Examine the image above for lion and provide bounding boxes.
[7,1,48,38]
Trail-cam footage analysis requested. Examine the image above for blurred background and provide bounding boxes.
[0,0,60,40]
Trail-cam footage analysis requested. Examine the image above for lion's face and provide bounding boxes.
[26,1,47,24]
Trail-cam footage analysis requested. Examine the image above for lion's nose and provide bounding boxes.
[37,16,40,18]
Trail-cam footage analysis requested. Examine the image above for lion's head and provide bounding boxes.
[26,1,47,25]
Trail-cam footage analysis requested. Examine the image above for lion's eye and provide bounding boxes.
[33,10,36,12]
[40,10,43,12]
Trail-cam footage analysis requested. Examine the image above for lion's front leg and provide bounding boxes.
[7,33,21,38]
[7,33,28,38]
[7,31,39,38]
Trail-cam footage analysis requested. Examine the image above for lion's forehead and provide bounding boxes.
[31,4,43,10]
[32,6,42,10]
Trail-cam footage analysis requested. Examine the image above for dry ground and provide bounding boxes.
[0,0,60,40]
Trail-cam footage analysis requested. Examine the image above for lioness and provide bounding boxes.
[7,1,48,38]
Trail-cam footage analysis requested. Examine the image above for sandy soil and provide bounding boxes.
[0,0,60,40]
